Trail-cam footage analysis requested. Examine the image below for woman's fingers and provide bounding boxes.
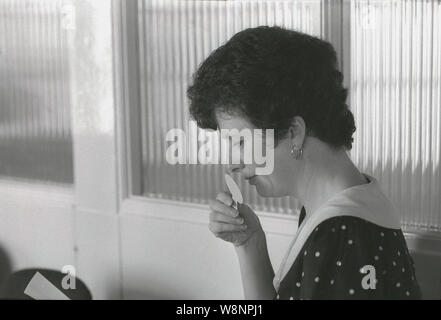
[207,192,252,244]
[208,199,238,218]
[209,221,248,235]
[210,211,244,225]
[216,192,234,207]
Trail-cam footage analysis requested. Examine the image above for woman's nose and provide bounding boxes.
[227,163,245,175]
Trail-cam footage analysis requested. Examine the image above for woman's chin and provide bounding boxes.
[254,184,273,197]
[254,183,287,198]
[249,178,272,198]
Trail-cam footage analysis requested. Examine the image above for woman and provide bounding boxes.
[187,26,421,300]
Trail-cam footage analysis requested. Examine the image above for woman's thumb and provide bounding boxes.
[238,203,255,219]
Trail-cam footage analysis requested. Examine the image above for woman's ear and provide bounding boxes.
[288,116,306,149]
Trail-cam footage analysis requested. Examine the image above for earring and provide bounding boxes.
[290,145,303,160]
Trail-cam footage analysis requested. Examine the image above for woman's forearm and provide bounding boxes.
[234,233,276,300]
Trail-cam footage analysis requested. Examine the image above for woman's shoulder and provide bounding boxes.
[276,215,421,299]
[308,215,402,243]
[301,215,410,266]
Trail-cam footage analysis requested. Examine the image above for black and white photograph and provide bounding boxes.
[0,0,440,305]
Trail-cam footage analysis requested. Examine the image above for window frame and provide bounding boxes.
[113,0,441,244]
[113,0,351,233]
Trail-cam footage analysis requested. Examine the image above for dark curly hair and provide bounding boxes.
[187,26,356,150]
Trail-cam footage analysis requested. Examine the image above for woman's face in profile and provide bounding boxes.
[216,111,301,198]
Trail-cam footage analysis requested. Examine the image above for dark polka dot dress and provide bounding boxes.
[274,207,422,300]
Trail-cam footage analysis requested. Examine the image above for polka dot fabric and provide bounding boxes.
[274,211,421,300]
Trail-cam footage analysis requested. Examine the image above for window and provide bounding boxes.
[121,0,441,232]
[0,0,74,184]
[350,0,441,232]
[124,0,329,214]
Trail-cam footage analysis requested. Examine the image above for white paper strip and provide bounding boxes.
[24,272,70,300]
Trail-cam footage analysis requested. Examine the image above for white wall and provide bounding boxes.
[0,179,297,300]
[0,182,440,300]
[0,182,75,282]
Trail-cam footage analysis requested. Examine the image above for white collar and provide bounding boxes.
[273,174,401,292]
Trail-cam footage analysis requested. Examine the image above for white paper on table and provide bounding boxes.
[24,272,71,300]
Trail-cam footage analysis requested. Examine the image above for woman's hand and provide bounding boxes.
[208,192,264,247]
